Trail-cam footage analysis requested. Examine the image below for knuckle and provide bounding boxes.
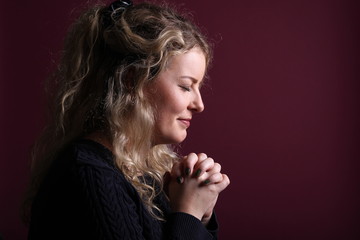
[186,153,196,160]
[185,153,198,166]
[217,174,224,182]
[214,163,221,171]
[198,153,207,160]
[224,175,230,185]
[202,158,214,168]
[188,153,198,161]
[201,159,210,168]
[187,152,196,158]
[208,176,217,183]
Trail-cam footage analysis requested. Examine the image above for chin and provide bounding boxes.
[173,133,187,144]
[165,134,187,145]
[154,131,187,145]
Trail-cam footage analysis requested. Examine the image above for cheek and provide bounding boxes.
[156,103,176,121]
[161,98,185,117]
[156,92,183,115]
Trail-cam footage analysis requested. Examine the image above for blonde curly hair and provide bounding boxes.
[24,1,212,221]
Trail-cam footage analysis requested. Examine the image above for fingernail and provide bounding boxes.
[185,168,191,176]
[203,179,211,185]
[195,169,201,177]
[176,176,183,184]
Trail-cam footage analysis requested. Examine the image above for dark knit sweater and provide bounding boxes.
[28,139,218,239]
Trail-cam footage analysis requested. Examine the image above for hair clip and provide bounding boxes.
[109,0,133,13]
[103,0,133,27]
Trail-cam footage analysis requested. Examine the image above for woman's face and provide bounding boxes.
[148,47,206,145]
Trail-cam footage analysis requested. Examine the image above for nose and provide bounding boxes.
[189,90,204,113]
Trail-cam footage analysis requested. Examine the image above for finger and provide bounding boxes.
[170,161,183,184]
[197,162,221,182]
[192,153,207,177]
[202,172,224,185]
[205,163,221,175]
[213,174,230,192]
[183,153,199,176]
[193,157,214,178]
[196,162,222,183]
[198,168,222,183]
[197,153,207,161]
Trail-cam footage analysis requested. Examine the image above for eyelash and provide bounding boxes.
[179,85,191,92]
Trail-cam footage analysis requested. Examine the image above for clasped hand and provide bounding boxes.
[164,153,230,226]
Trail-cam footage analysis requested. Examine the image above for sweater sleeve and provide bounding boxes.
[78,164,218,240]
[206,211,219,238]
[29,140,219,240]
[165,212,218,240]
[77,165,147,240]
[74,140,218,240]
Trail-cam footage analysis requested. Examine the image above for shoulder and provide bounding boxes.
[58,139,137,195]
[48,139,137,199]
[58,139,115,170]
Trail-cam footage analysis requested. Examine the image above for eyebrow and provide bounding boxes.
[180,76,204,88]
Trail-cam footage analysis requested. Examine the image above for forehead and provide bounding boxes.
[165,48,207,81]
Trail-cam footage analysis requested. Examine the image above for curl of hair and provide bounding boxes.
[23,2,212,221]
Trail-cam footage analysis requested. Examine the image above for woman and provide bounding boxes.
[25,0,230,239]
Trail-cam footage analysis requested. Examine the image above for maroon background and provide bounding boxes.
[1,0,359,239]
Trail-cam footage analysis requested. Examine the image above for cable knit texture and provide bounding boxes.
[28,139,218,239]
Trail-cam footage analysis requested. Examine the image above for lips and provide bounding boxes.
[178,118,191,128]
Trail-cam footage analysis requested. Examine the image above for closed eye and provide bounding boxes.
[179,85,191,92]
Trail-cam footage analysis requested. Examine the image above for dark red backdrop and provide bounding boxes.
[1,0,359,239]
